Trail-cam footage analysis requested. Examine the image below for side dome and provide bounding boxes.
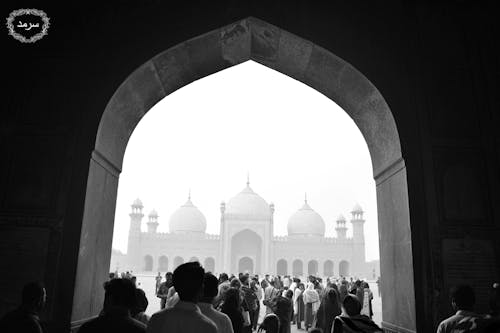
[287,200,325,236]
[352,203,363,213]
[169,197,207,233]
[225,182,271,219]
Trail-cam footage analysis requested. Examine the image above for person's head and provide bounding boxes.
[131,276,137,286]
[285,289,293,299]
[201,273,218,303]
[250,280,257,290]
[298,283,305,291]
[326,288,340,308]
[450,285,475,311]
[222,287,241,310]
[220,273,229,282]
[230,278,241,289]
[165,272,173,280]
[22,282,46,312]
[173,262,205,302]
[109,272,115,279]
[258,313,280,333]
[240,274,249,286]
[104,278,137,311]
[363,282,370,289]
[342,294,362,316]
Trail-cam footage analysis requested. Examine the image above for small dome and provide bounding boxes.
[336,214,346,222]
[149,209,158,217]
[169,198,206,233]
[287,201,325,236]
[225,184,271,219]
[132,198,143,207]
[352,203,363,213]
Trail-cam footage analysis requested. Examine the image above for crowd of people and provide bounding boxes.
[0,264,499,332]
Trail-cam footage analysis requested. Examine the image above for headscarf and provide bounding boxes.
[315,288,341,333]
[303,283,320,304]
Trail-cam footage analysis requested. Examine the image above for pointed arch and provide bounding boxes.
[75,17,415,332]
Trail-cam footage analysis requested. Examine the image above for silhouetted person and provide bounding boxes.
[157,272,173,309]
[147,262,217,333]
[0,282,46,333]
[222,288,245,333]
[258,313,280,333]
[484,283,500,332]
[316,288,341,333]
[79,278,146,333]
[272,292,293,333]
[332,294,382,333]
[199,273,234,333]
[437,285,485,333]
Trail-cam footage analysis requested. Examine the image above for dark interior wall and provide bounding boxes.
[1,1,498,332]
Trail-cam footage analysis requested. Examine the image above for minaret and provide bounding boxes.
[335,214,348,239]
[129,198,144,234]
[350,203,366,276]
[127,198,144,272]
[147,209,159,233]
[218,200,226,273]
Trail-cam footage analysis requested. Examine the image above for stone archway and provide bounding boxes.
[204,257,215,273]
[74,17,415,332]
[292,259,303,276]
[339,260,350,277]
[238,256,254,274]
[144,255,153,272]
[158,255,168,272]
[324,260,334,277]
[308,260,318,276]
[277,259,287,276]
[230,229,262,274]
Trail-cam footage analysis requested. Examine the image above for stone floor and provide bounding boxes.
[136,273,382,331]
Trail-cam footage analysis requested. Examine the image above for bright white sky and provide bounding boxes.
[112,61,379,261]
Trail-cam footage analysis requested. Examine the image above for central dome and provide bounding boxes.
[169,197,207,234]
[287,200,325,236]
[225,182,271,219]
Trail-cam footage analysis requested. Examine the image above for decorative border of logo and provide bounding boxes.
[6,8,50,43]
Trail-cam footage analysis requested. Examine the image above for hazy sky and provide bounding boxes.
[112,61,380,261]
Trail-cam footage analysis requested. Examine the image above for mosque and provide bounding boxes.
[113,179,373,278]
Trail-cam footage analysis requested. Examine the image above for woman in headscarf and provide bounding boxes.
[293,283,305,330]
[303,283,320,330]
[360,282,374,319]
[315,288,341,333]
[272,290,293,333]
[221,287,244,333]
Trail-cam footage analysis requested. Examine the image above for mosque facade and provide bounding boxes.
[114,181,372,278]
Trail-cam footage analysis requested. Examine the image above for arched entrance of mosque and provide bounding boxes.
[308,260,318,276]
[339,260,350,277]
[204,257,215,272]
[158,255,168,271]
[75,17,416,332]
[173,256,184,269]
[292,259,303,276]
[238,256,254,274]
[277,259,287,275]
[144,255,153,272]
[324,260,334,276]
[230,229,262,274]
